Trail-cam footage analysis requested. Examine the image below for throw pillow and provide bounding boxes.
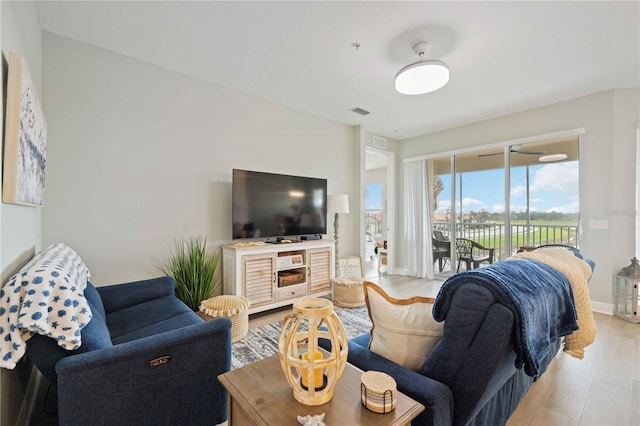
[364,282,444,371]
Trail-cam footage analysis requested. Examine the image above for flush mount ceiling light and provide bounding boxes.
[395,42,450,95]
[538,153,568,163]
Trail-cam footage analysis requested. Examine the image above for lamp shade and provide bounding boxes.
[395,60,450,95]
[327,194,350,214]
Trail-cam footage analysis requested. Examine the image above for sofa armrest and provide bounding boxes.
[56,318,231,426]
[97,276,176,313]
[321,336,453,426]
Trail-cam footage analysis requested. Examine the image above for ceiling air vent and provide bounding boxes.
[350,107,370,116]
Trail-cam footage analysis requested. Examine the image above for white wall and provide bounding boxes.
[399,89,640,308]
[1,2,43,425]
[42,33,357,286]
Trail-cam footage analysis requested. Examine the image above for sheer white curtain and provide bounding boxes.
[636,128,639,259]
[403,160,434,279]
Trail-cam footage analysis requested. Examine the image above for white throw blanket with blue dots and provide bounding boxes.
[0,243,92,369]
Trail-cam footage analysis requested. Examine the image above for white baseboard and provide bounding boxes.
[17,365,41,426]
[591,300,614,315]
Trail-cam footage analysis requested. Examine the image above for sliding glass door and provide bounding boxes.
[427,137,579,276]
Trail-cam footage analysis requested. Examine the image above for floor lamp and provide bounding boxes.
[328,194,350,276]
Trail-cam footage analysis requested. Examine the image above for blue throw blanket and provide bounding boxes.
[433,259,578,377]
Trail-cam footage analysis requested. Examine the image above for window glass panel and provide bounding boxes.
[431,157,453,276]
[365,183,383,239]
[431,156,452,239]
[454,150,505,263]
[509,138,579,254]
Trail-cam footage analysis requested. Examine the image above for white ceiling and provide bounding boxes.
[35,1,640,140]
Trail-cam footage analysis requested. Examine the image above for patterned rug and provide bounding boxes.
[231,304,372,369]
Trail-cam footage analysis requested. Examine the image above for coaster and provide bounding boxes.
[361,371,397,414]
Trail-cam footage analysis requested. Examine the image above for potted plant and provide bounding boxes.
[161,236,220,311]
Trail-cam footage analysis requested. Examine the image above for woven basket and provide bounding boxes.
[199,295,251,343]
[332,277,365,308]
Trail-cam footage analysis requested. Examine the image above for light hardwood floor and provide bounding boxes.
[249,264,640,426]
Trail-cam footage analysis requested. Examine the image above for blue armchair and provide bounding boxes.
[26,277,232,426]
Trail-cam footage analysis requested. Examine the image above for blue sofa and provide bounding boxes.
[321,252,593,426]
[26,276,232,426]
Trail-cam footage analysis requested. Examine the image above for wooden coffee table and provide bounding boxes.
[218,354,424,425]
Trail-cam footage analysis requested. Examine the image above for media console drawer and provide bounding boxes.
[277,283,307,301]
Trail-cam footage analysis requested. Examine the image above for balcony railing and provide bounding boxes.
[433,221,579,262]
[365,210,383,239]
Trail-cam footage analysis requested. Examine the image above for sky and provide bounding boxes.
[366,161,579,214]
[365,182,383,210]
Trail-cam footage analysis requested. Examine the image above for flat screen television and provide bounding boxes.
[232,169,327,240]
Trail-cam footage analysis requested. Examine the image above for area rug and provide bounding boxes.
[231,304,372,369]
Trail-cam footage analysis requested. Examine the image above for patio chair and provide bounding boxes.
[433,230,449,241]
[456,238,495,272]
[432,236,451,272]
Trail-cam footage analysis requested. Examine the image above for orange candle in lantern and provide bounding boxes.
[301,351,323,388]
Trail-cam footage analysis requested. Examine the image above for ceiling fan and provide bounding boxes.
[478,144,545,157]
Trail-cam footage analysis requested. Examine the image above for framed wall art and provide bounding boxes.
[338,256,363,278]
[3,52,47,206]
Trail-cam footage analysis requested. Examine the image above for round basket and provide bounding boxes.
[332,277,365,308]
[199,295,250,343]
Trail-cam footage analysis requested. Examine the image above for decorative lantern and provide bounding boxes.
[278,298,348,405]
[614,257,640,323]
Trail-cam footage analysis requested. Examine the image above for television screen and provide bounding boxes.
[232,169,327,239]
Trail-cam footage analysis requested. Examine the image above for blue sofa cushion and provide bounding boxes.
[84,282,106,321]
[81,283,113,351]
[111,312,202,345]
[97,276,175,313]
[106,295,199,342]
[79,315,113,352]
